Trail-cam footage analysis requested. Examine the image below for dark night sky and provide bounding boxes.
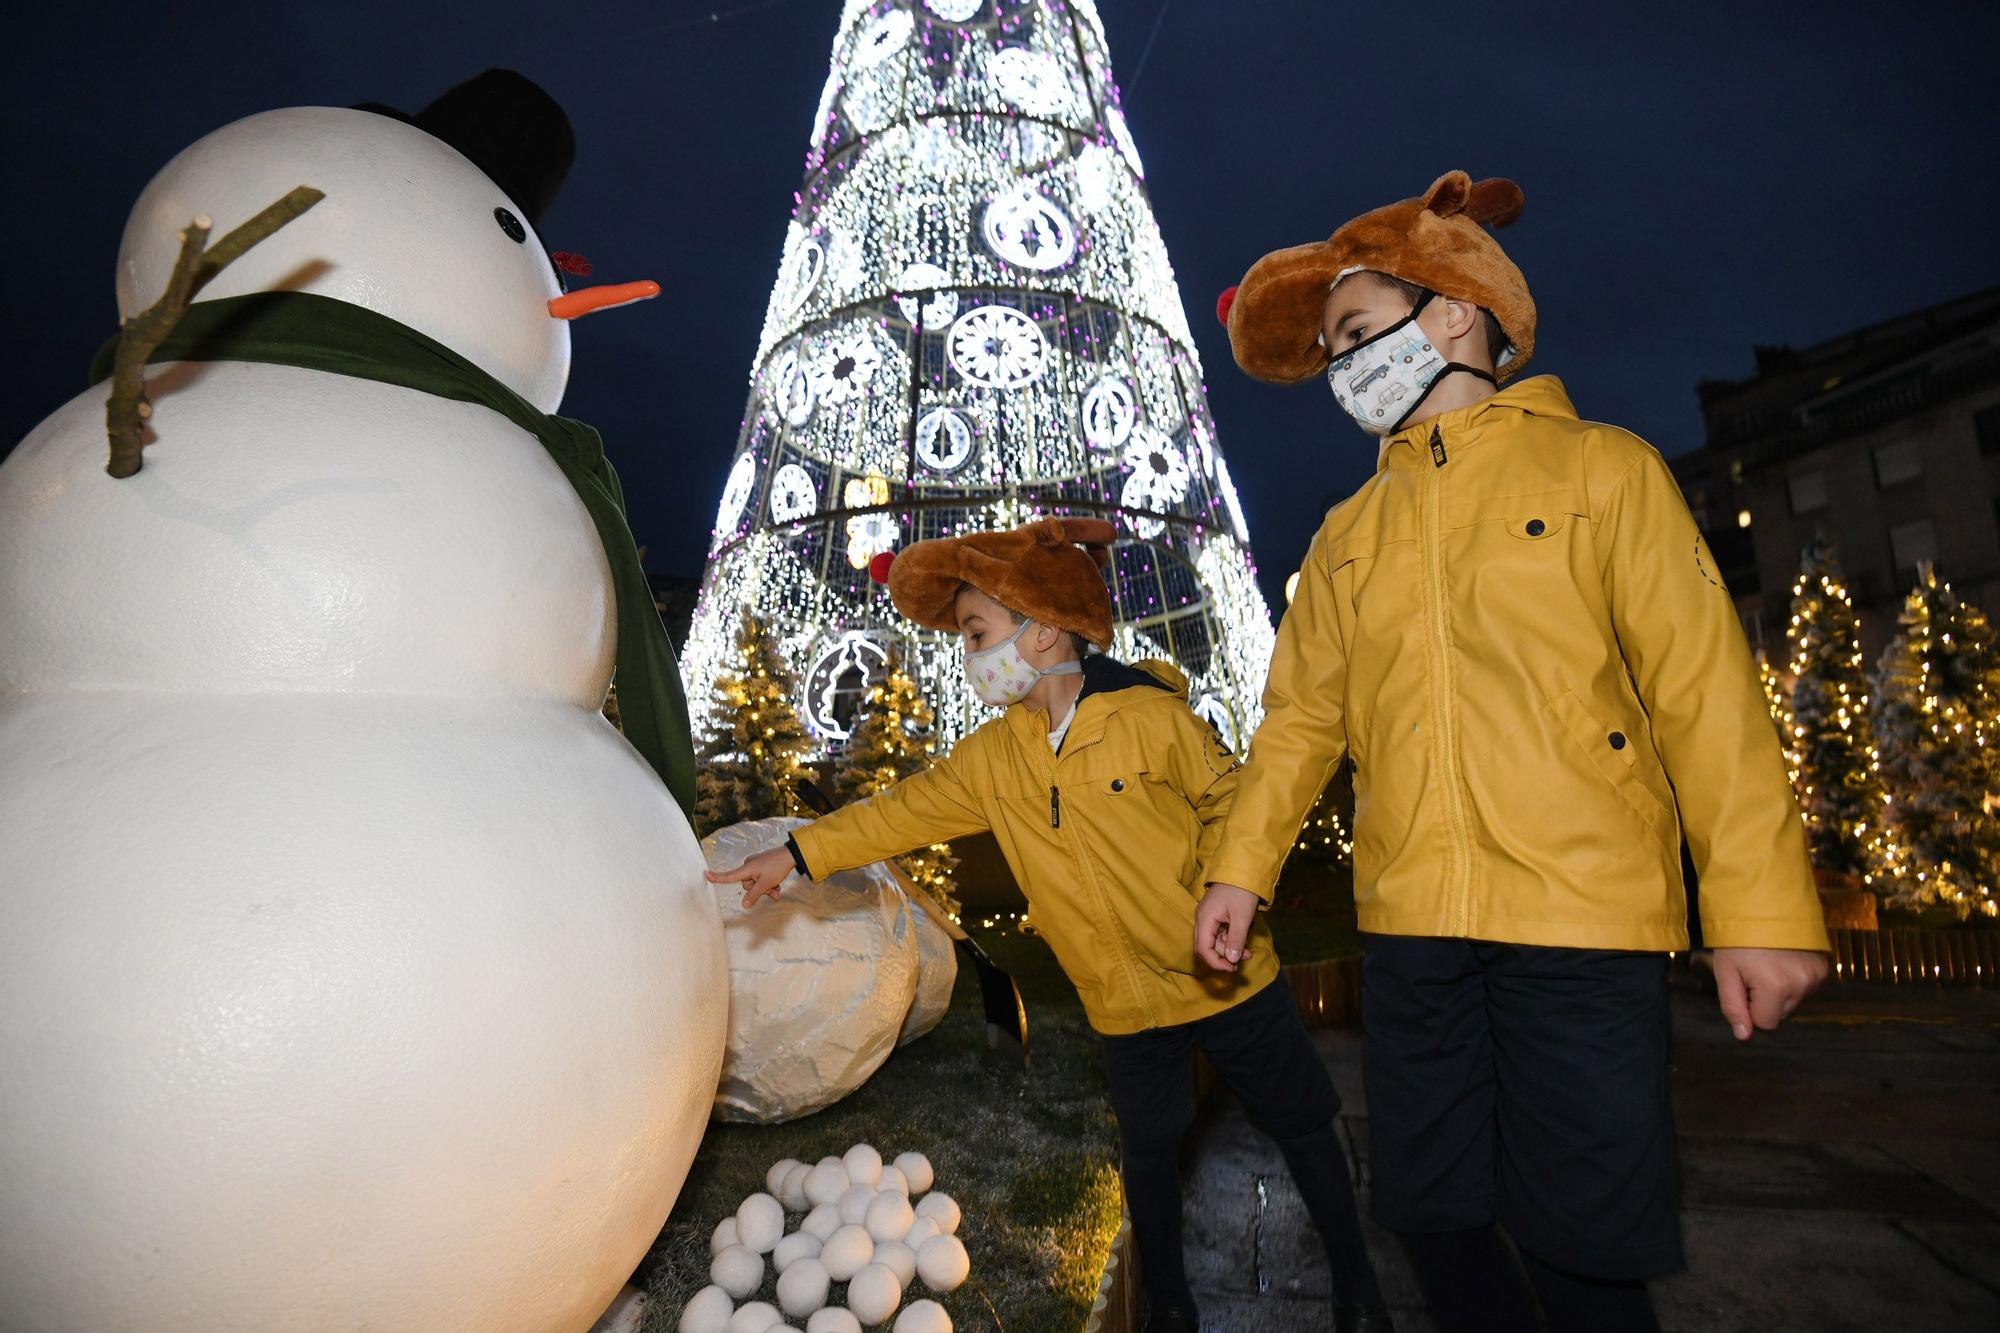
[5,1,1997,613]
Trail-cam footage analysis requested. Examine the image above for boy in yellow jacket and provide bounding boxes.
[706,517,1391,1333]
[1197,171,1830,1332]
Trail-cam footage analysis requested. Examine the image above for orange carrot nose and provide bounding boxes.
[548,280,660,320]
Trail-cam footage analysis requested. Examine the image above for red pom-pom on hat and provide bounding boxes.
[868,550,896,585]
[1215,285,1238,326]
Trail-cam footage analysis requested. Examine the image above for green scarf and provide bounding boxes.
[90,290,696,821]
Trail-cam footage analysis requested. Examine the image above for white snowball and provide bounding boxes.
[737,1192,786,1254]
[846,1262,903,1326]
[875,1164,909,1197]
[710,1244,764,1300]
[679,1284,735,1333]
[801,1201,842,1240]
[843,1143,883,1188]
[767,1158,804,1195]
[711,1216,741,1256]
[775,1256,830,1319]
[864,1190,914,1243]
[837,1182,876,1226]
[780,1162,814,1212]
[900,1216,940,1252]
[820,1223,875,1281]
[807,1310,862,1333]
[729,1302,782,1333]
[873,1239,917,1287]
[916,1234,969,1293]
[892,1152,934,1196]
[817,1155,845,1170]
[805,1160,850,1208]
[913,1192,960,1236]
[894,1300,951,1333]
[773,1229,822,1274]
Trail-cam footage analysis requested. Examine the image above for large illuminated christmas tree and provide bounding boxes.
[680,0,1274,758]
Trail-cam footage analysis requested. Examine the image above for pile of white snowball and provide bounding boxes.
[680,1144,971,1333]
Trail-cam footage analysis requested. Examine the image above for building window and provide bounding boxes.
[1787,471,1828,515]
[1873,439,1922,488]
[1978,404,2000,458]
[1888,519,1937,576]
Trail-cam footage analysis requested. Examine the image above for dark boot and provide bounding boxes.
[1143,1304,1200,1333]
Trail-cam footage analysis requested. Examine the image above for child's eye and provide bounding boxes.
[1347,326,1367,344]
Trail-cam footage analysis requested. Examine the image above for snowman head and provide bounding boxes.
[115,75,624,414]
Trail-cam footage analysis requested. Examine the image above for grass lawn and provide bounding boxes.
[636,859,1361,1331]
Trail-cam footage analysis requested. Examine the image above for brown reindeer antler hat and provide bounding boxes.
[1219,170,1536,385]
[868,517,1117,649]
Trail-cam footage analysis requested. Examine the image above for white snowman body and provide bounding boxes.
[0,107,726,1331]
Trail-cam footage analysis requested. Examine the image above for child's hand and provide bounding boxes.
[703,847,798,910]
[1195,883,1262,972]
[1710,946,1829,1040]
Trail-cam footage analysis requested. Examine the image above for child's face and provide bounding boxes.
[1321,273,1418,353]
[954,584,1019,655]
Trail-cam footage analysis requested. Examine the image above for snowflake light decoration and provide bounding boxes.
[808,331,882,404]
[894,261,960,327]
[844,474,896,569]
[916,407,974,472]
[982,184,1077,271]
[1081,375,1138,451]
[770,463,818,524]
[804,631,892,740]
[855,9,914,67]
[1121,426,1191,509]
[770,347,816,425]
[924,0,983,20]
[948,305,1051,388]
[989,47,1075,117]
[717,453,757,533]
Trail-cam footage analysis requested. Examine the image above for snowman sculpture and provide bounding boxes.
[0,73,727,1331]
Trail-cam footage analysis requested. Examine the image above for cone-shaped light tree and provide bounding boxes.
[1872,563,2000,916]
[680,0,1275,761]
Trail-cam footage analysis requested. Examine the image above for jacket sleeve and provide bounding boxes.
[1596,444,1829,951]
[1201,531,1349,903]
[1165,704,1244,898]
[790,749,989,881]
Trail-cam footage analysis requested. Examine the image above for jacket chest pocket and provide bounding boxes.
[1448,487,1585,540]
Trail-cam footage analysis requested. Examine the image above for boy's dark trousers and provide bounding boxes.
[1363,934,1679,1333]
[1098,973,1383,1318]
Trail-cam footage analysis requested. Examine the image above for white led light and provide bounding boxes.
[948,306,1050,388]
[804,632,893,739]
[717,453,757,534]
[916,408,974,472]
[770,463,818,524]
[781,236,824,313]
[989,46,1075,117]
[854,9,914,67]
[982,184,1077,271]
[1073,143,1117,212]
[894,262,960,327]
[810,69,842,147]
[770,347,815,426]
[1106,105,1145,177]
[1081,376,1137,451]
[1214,453,1250,541]
[924,0,983,20]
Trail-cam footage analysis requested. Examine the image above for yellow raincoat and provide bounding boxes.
[793,658,1277,1034]
[1205,376,1828,953]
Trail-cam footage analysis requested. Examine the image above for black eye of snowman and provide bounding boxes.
[493,207,527,243]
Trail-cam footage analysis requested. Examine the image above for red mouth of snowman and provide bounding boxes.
[548,280,661,321]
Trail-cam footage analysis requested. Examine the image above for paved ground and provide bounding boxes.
[1181,976,2000,1331]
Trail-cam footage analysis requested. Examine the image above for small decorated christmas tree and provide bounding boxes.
[1783,537,1889,885]
[1872,563,2000,916]
[1293,776,1354,866]
[835,650,961,920]
[693,611,813,835]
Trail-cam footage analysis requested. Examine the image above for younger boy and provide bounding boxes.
[1197,172,1830,1332]
[706,518,1391,1333]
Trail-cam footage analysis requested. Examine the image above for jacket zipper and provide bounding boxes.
[1050,785,1061,828]
[1043,752,1155,1028]
[1422,425,1476,934]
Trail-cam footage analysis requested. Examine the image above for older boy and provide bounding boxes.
[1195,171,1830,1332]
[707,518,1391,1332]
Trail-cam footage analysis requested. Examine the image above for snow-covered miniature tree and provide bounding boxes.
[695,611,815,834]
[679,0,1275,767]
[835,649,961,919]
[1872,563,2000,916]
[1783,537,1889,884]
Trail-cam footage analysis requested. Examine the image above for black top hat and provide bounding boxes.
[356,69,574,228]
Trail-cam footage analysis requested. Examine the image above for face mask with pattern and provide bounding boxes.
[965,618,1081,707]
[1324,289,1498,436]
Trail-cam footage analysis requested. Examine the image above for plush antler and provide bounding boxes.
[104,184,323,479]
[1463,177,1525,229]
